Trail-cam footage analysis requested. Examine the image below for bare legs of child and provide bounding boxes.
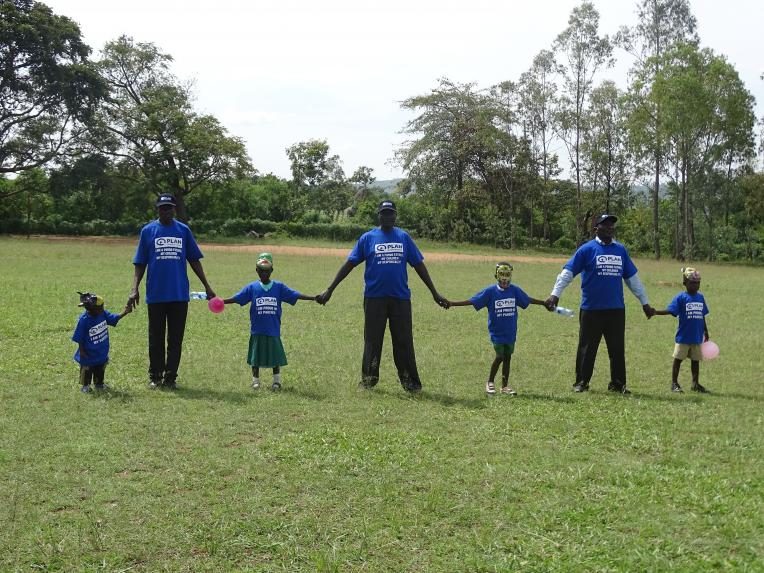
[486,352,516,396]
[671,358,707,393]
[251,366,281,391]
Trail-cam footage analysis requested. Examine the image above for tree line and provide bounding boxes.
[1,0,763,261]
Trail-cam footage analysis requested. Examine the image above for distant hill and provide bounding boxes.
[371,179,404,194]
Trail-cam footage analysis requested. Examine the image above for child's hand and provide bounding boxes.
[123,305,132,315]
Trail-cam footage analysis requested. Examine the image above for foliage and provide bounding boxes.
[0,0,104,173]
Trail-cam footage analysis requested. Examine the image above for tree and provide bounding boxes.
[0,0,104,174]
[652,43,755,259]
[552,1,613,242]
[619,0,697,257]
[87,36,253,220]
[285,139,350,213]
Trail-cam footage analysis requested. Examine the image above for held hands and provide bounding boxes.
[127,289,140,311]
[315,290,332,305]
[642,304,655,319]
[433,292,450,309]
[543,296,559,311]
[205,288,217,300]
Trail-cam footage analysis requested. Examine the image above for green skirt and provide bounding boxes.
[247,334,287,368]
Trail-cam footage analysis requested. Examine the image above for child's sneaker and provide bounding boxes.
[271,381,282,391]
[671,382,683,393]
[251,378,260,390]
[80,385,92,393]
[500,386,517,396]
[691,383,708,393]
[485,381,496,395]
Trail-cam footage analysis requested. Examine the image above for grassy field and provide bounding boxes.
[0,236,762,572]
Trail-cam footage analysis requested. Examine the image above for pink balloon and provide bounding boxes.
[208,296,225,314]
[700,340,719,360]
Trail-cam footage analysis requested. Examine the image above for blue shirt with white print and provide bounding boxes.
[232,280,300,337]
[666,291,709,344]
[348,227,424,299]
[72,310,122,366]
[563,238,638,310]
[470,284,531,344]
[133,219,204,304]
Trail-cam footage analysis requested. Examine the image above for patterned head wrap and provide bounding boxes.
[681,267,701,281]
[495,262,513,282]
[256,252,273,270]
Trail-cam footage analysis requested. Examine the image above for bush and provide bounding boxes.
[553,236,576,251]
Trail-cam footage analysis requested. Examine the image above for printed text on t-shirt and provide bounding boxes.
[685,301,704,320]
[88,320,108,344]
[494,298,517,318]
[154,237,183,261]
[256,296,278,315]
[374,242,404,265]
[596,254,623,277]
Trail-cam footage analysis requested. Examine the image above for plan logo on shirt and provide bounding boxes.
[154,236,183,261]
[595,254,623,277]
[374,242,404,265]
[88,320,108,344]
[256,296,278,315]
[494,297,516,318]
[685,301,704,319]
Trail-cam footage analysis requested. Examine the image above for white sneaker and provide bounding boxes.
[485,381,496,395]
[251,378,260,390]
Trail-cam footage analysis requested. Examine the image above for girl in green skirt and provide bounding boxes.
[223,253,316,390]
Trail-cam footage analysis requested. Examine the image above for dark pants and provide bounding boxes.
[576,308,626,389]
[147,302,188,383]
[362,297,421,391]
[79,363,106,386]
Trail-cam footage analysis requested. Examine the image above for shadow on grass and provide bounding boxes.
[170,385,251,404]
[364,386,488,409]
[515,391,576,404]
[281,386,326,401]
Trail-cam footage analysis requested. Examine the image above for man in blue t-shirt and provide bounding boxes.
[127,193,216,389]
[316,200,448,392]
[544,214,655,394]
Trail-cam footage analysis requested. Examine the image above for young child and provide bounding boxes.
[447,262,545,395]
[223,253,315,391]
[72,291,131,393]
[653,267,710,393]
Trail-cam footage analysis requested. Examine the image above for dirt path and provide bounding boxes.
[18,235,567,264]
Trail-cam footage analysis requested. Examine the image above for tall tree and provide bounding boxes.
[285,139,350,213]
[651,43,755,259]
[0,0,103,173]
[552,1,613,242]
[518,50,562,241]
[619,0,697,257]
[87,36,252,220]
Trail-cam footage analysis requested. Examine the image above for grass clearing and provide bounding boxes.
[0,236,762,571]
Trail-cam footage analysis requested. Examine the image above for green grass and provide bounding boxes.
[0,236,762,572]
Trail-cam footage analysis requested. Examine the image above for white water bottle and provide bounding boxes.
[554,306,575,317]
[190,291,207,300]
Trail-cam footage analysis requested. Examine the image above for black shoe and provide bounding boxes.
[359,376,378,390]
[671,382,683,393]
[271,381,282,391]
[608,383,631,395]
[691,383,708,393]
[148,380,162,389]
[81,385,92,393]
[94,383,109,391]
[163,382,178,391]
[573,382,589,393]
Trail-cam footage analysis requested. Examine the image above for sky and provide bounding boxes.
[44,0,764,181]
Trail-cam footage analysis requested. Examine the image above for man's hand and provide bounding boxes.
[205,288,216,300]
[642,304,655,319]
[433,293,449,309]
[544,295,559,311]
[127,289,140,311]
[316,290,332,305]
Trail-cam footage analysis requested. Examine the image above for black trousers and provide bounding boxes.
[362,297,421,391]
[79,363,106,386]
[147,302,188,383]
[576,308,626,389]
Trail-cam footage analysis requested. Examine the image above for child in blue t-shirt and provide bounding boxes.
[223,253,316,391]
[72,292,131,393]
[447,262,545,395]
[653,267,710,393]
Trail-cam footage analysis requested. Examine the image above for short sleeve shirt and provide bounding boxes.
[133,219,204,304]
[564,239,638,310]
[666,291,709,344]
[470,284,531,344]
[232,280,300,337]
[347,227,424,299]
[72,310,121,366]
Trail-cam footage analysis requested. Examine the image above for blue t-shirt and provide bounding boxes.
[470,284,531,344]
[666,291,709,344]
[72,310,122,366]
[348,227,424,299]
[133,219,204,304]
[564,239,639,310]
[232,280,300,337]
